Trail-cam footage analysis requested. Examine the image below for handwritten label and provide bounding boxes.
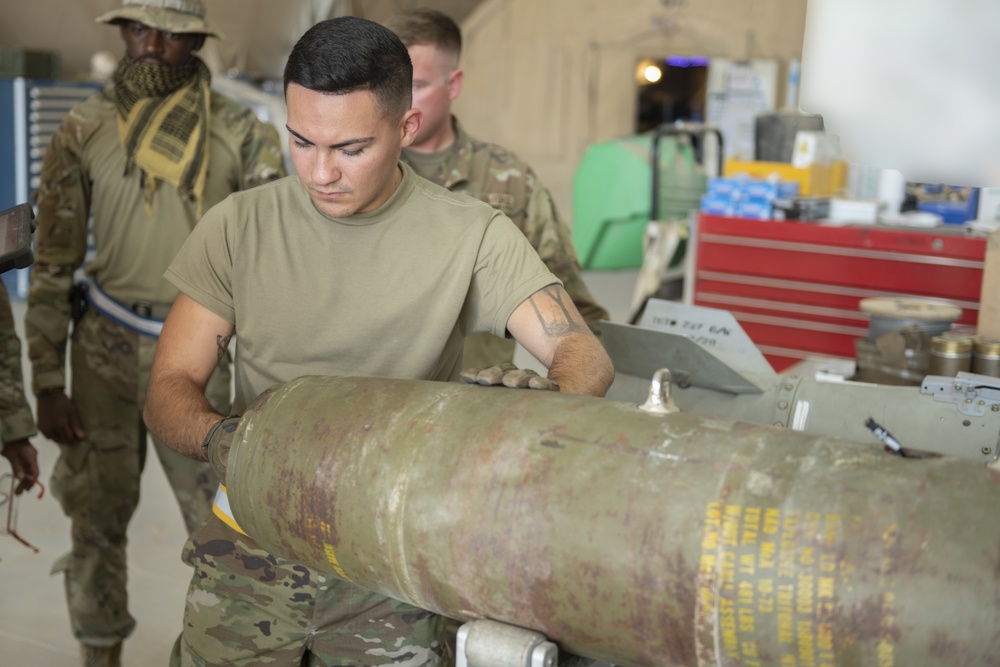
[638,300,775,378]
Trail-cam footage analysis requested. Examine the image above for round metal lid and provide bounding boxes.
[859,297,962,322]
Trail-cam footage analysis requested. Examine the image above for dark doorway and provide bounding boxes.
[635,56,709,133]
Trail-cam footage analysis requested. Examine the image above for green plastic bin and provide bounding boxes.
[572,132,706,270]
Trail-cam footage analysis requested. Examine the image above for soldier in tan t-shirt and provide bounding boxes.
[144,17,614,667]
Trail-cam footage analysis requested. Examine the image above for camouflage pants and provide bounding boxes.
[50,308,231,646]
[172,514,443,667]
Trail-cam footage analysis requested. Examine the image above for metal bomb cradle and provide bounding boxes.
[604,300,1000,464]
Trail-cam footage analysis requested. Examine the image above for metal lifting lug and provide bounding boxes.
[639,368,681,415]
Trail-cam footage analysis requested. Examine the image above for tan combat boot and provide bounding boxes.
[80,643,122,667]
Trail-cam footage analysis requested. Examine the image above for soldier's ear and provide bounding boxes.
[399,108,423,148]
[191,34,206,52]
[447,69,463,102]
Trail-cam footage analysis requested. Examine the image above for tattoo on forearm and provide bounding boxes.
[217,334,232,361]
[530,287,589,336]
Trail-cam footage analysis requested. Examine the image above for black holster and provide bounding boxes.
[69,283,88,336]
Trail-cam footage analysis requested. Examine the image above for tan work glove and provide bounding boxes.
[460,362,559,391]
[202,415,241,481]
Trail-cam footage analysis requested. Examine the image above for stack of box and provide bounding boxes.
[722,158,847,198]
[700,175,800,220]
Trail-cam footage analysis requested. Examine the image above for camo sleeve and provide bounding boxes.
[523,176,610,339]
[240,119,287,191]
[0,284,37,443]
[25,107,93,395]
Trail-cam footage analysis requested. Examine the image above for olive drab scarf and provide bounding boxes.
[112,55,212,216]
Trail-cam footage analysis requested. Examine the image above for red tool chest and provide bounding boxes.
[691,214,987,371]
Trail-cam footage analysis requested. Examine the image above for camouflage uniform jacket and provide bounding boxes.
[0,284,37,443]
[26,87,285,395]
[402,117,608,337]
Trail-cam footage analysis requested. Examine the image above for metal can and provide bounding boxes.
[859,297,961,341]
[972,337,1000,377]
[928,331,973,376]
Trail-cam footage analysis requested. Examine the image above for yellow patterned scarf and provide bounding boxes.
[112,56,212,216]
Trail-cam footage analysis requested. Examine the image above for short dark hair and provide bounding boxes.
[283,16,412,120]
[383,9,462,62]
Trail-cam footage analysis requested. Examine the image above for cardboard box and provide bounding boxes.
[736,198,774,220]
[724,158,847,196]
[700,193,737,216]
[707,177,745,198]
[743,180,800,201]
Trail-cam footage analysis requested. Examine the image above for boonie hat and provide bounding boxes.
[95,0,224,39]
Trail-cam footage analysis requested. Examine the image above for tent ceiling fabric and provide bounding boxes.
[1,0,484,81]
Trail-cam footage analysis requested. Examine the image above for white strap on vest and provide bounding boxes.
[212,484,248,536]
[84,279,165,338]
